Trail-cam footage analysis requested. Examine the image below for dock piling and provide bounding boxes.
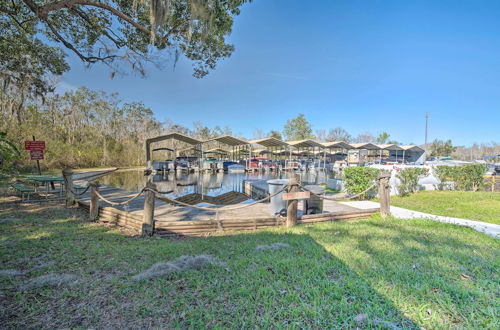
[378,171,391,218]
[89,182,100,221]
[142,182,156,236]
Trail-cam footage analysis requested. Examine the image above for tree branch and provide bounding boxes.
[37,0,164,43]
[44,18,118,63]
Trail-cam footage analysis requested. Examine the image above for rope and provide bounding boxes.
[72,168,118,181]
[71,184,91,196]
[63,176,91,196]
[94,188,146,206]
[148,185,288,212]
[300,182,378,201]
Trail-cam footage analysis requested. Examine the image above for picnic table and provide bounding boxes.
[26,175,64,198]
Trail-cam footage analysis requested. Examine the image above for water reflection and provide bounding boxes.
[98,169,330,199]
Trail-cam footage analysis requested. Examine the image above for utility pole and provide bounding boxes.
[424,112,429,161]
[425,112,428,146]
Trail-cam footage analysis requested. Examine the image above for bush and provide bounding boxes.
[454,164,487,191]
[396,167,429,197]
[434,164,487,191]
[342,167,380,199]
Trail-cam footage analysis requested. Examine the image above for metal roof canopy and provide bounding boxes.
[322,141,353,149]
[205,148,229,154]
[400,145,425,152]
[249,137,289,148]
[146,133,202,162]
[206,135,249,146]
[287,139,325,148]
[350,143,381,150]
[376,144,404,151]
[146,132,202,146]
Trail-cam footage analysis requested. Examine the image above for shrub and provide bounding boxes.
[396,167,429,197]
[454,164,488,191]
[342,167,380,199]
[434,164,487,191]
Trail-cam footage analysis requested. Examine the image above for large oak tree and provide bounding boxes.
[1,0,249,81]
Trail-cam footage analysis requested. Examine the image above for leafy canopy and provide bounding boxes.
[283,114,314,141]
[430,139,456,157]
[1,0,250,79]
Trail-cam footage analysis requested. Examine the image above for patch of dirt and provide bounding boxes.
[132,255,223,281]
[255,243,291,251]
[0,269,23,278]
[19,273,78,291]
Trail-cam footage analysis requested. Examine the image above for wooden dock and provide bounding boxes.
[76,182,378,237]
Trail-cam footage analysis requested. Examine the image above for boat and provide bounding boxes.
[227,164,245,173]
[223,161,239,171]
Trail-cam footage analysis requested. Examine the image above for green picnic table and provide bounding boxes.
[26,175,65,198]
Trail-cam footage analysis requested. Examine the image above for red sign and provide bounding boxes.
[25,141,45,151]
[282,191,310,201]
[30,150,44,160]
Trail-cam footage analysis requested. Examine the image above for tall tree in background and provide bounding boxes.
[283,114,313,141]
[268,130,282,140]
[354,132,374,143]
[430,139,456,157]
[315,129,327,142]
[1,0,250,78]
[375,132,390,144]
[327,127,352,142]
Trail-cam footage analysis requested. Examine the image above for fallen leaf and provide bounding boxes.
[266,267,275,274]
[295,251,302,255]
[460,273,471,280]
[432,288,439,293]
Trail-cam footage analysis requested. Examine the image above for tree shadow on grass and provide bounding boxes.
[1,206,420,329]
[307,218,499,328]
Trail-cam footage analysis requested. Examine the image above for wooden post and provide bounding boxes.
[378,171,391,218]
[89,182,100,221]
[142,182,156,236]
[286,175,299,227]
[62,168,75,206]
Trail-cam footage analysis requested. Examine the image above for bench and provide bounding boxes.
[11,183,36,201]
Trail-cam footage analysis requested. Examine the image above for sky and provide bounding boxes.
[58,0,500,146]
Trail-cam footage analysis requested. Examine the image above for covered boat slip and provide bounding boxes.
[146,132,426,174]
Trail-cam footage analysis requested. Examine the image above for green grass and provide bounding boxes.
[391,191,500,224]
[0,204,499,328]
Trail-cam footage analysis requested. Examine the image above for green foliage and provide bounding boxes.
[0,132,20,171]
[375,132,390,144]
[1,0,250,79]
[434,165,487,191]
[396,167,429,197]
[268,130,282,140]
[453,164,488,191]
[342,166,380,199]
[283,114,313,141]
[434,165,455,189]
[430,139,456,157]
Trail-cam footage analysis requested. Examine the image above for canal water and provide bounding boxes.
[98,169,331,200]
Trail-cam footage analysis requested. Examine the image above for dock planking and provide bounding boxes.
[76,180,377,236]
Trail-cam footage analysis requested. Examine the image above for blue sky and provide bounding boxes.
[58,0,500,146]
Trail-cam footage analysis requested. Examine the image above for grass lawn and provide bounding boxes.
[1,204,499,328]
[391,191,500,225]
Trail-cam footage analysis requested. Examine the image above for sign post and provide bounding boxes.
[25,136,45,175]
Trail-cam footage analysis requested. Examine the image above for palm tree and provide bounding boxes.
[0,132,20,166]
